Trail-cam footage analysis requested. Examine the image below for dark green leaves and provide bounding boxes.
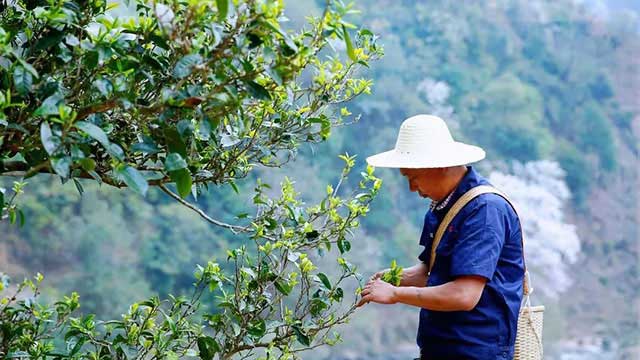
[292,325,311,346]
[274,280,292,295]
[245,81,272,100]
[316,273,331,289]
[13,66,33,96]
[75,121,109,148]
[173,54,203,79]
[164,128,187,158]
[169,169,192,198]
[51,156,71,178]
[164,153,188,172]
[40,122,59,155]
[34,94,64,117]
[165,153,192,198]
[337,238,351,254]
[131,136,160,154]
[117,165,148,196]
[197,336,220,360]
[247,318,266,338]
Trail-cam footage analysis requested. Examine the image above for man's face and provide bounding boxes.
[399,168,442,199]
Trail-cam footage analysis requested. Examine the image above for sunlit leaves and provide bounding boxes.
[0,0,383,358]
[0,0,382,202]
[342,25,356,61]
[216,0,229,21]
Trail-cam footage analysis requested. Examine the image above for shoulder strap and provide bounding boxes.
[428,185,530,295]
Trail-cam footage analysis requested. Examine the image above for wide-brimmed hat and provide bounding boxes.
[366,114,485,168]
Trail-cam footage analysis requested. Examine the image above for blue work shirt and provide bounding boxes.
[416,166,524,360]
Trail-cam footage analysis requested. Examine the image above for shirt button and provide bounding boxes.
[429,233,433,238]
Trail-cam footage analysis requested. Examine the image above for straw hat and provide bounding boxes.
[366,114,485,168]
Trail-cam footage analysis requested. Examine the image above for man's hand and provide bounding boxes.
[369,268,390,282]
[356,279,398,307]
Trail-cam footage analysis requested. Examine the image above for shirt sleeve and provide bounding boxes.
[449,199,506,280]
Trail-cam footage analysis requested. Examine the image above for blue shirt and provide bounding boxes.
[416,166,524,360]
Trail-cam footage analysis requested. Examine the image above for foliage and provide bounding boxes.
[0,0,380,215]
[0,0,386,358]
[1,159,382,359]
[380,260,402,287]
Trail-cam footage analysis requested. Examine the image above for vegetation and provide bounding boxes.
[0,0,386,359]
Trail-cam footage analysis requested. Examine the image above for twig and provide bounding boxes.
[158,183,248,234]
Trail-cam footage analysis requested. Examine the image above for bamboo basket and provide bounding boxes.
[514,304,545,360]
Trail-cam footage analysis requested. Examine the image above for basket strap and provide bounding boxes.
[428,185,531,296]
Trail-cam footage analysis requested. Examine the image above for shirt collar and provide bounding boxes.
[431,166,486,215]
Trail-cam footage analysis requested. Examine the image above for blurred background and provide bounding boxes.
[1,0,638,358]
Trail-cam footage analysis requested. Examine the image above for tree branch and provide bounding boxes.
[158,183,249,234]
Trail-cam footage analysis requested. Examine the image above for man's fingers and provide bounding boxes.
[356,295,371,308]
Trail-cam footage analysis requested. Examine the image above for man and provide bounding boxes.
[357,114,525,359]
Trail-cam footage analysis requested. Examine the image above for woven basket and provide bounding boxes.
[514,305,545,360]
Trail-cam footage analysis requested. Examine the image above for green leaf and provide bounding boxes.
[265,217,277,230]
[337,238,351,254]
[274,280,291,295]
[73,178,84,196]
[331,287,344,302]
[229,181,239,194]
[164,153,188,172]
[93,78,113,97]
[164,127,187,158]
[34,94,64,117]
[16,59,38,78]
[216,0,228,21]
[131,136,160,154]
[197,336,220,360]
[305,230,319,240]
[34,30,64,52]
[79,158,96,171]
[13,66,33,96]
[169,168,192,198]
[342,25,356,61]
[316,273,331,289]
[309,298,328,316]
[245,81,272,100]
[107,143,125,161]
[51,156,71,178]
[292,325,311,346]
[75,121,110,148]
[117,165,148,196]
[247,319,266,338]
[173,54,203,79]
[40,122,59,155]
